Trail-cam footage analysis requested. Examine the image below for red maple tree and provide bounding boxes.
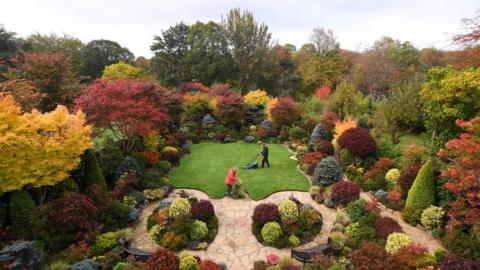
[438,117,480,228]
[75,79,170,153]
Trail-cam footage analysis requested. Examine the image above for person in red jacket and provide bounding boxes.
[224,167,238,197]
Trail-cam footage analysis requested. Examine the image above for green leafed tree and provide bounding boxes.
[222,8,271,93]
[80,39,134,80]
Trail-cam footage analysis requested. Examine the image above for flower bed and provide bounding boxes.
[251,197,323,248]
[146,197,218,251]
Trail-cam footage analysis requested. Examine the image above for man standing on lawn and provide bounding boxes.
[260,143,270,168]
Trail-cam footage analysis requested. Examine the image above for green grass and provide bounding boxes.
[397,133,424,151]
[170,142,309,200]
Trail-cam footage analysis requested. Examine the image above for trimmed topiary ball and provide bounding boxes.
[191,200,215,222]
[146,249,180,270]
[420,205,445,230]
[179,255,199,270]
[312,156,343,188]
[337,127,377,158]
[346,199,368,222]
[261,222,283,244]
[189,220,208,241]
[375,216,403,239]
[169,198,191,218]
[278,199,299,223]
[331,181,361,206]
[253,203,280,226]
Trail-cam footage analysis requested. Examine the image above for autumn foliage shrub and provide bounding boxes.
[316,139,334,156]
[267,97,301,128]
[351,242,400,269]
[178,82,210,95]
[338,127,377,158]
[191,200,215,222]
[253,203,280,225]
[146,249,179,270]
[143,150,160,166]
[375,216,403,238]
[213,91,245,127]
[438,255,480,270]
[199,260,222,270]
[362,157,395,191]
[314,85,331,100]
[39,192,99,249]
[331,181,361,205]
[320,111,339,131]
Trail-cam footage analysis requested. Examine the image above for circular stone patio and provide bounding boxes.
[131,188,443,270]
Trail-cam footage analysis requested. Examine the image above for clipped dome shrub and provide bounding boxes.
[331,181,361,205]
[375,216,403,239]
[261,222,283,244]
[385,232,412,254]
[189,220,208,241]
[278,199,299,223]
[146,249,179,270]
[169,198,191,218]
[346,199,368,222]
[337,127,377,157]
[253,203,280,225]
[420,206,445,230]
[179,255,199,270]
[312,156,343,188]
[289,126,306,141]
[191,200,215,222]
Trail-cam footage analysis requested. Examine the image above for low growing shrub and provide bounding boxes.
[331,181,361,206]
[442,230,480,261]
[345,199,368,222]
[312,156,343,188]
[261,222,283,244]
[169,198,191,218]
[189,220,208,241]
[253,203,280,225]
[146,249,179,270]
[191,200,215,222]
[375,216,403,239]
[278,199,299,223]
[438,255,480,270]
[385,232,412,254]
[0,241,44,270]
[421,206,445,230]
[179,255,199,270]
[351,242,399,269]
[91,229,132,256]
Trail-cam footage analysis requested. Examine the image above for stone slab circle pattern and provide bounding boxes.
[132,189,443,270]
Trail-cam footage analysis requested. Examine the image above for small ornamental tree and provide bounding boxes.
[244,89,270,108]
[0,95,92,195]
[213,90,245,127]
[267,97,301,128]
[75,79,170,153]
[102,61,151,80]
[438,117,480,228]
[405,159,435,213]
[331,181,361,205]
[183,92,213,123]
[14,52,81,111]
[338,127,377,158]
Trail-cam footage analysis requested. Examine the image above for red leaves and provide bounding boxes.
[337,127,377,158]
[314,85,331,100]
[438,117,480,228]
[268,97,301,128]
[76,79,171,152]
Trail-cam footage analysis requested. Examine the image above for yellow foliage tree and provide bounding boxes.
[102,61,152,80]
[0,94,92,195]
[244,89,271,108]
[333,117,358,145]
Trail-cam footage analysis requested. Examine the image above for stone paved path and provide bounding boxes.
[132,188,443,270]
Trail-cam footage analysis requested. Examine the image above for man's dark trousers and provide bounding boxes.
[262,156,270,168]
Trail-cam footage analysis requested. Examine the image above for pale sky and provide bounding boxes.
[1,0,478,57]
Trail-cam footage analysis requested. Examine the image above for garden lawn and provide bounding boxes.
[170,142,309,200]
